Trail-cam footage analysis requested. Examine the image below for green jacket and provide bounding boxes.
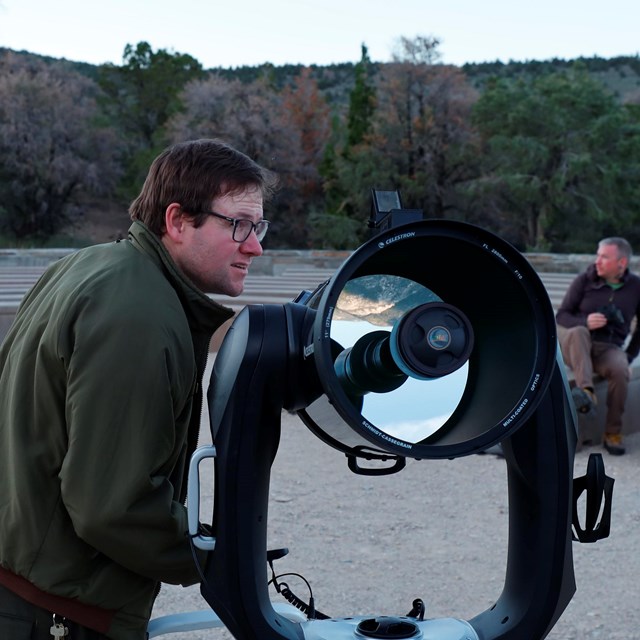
[0,222,234,638]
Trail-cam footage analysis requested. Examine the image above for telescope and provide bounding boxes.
[149,191,613,640]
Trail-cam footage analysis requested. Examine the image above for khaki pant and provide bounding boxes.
[557,325,630,435]
[0,584,110,640]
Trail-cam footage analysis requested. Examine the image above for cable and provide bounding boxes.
[406,598,425,621]
[268,566,330,620]
[190,537,210,588]
[189,536,330,621]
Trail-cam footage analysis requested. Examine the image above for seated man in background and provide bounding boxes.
[556,237,640,455]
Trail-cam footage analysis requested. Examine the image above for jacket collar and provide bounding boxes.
[128,221,234,334]
[586,262,630,287]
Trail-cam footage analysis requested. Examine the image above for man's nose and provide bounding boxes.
[240,231,263,256]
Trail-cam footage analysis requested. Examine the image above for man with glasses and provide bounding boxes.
[0,139,276,639]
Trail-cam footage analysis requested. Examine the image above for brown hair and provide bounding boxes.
[129,139,277,236]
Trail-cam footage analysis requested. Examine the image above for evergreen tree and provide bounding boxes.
[98,42,205,198]
[346,44,376,147]
[471,65,640,251]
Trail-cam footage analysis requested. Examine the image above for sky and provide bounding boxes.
[0,0,638,69]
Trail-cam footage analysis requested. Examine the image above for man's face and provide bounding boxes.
[167,187,265,296]
[595,243,626,283]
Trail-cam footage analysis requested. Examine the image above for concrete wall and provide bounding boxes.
[0,248,75,266]
[525,252,640,274]
[4,247,637,274]
[2,248,638,443]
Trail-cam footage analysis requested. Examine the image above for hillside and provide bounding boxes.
[3,47,639,105]
[0,43,640,246]
[209,55,640,105]
[462,55,640,102]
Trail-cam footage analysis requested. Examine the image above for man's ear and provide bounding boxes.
[164,203,185,243]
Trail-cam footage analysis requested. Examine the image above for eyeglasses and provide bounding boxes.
[197,210,270,243]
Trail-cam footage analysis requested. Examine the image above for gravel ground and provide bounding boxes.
[152,387,640,640]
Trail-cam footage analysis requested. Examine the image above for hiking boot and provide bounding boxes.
[572,387,597,415]
[603,433,626,456]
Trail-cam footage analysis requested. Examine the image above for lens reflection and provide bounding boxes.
[329,275,469,443]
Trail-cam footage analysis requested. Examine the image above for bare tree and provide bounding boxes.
[168,69,331,246]
[374,36,480,217]
[168,73,284,167]
[0,52,123,238]
[391,34,442,65]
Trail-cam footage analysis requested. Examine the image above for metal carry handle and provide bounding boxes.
[187,445,217,551]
